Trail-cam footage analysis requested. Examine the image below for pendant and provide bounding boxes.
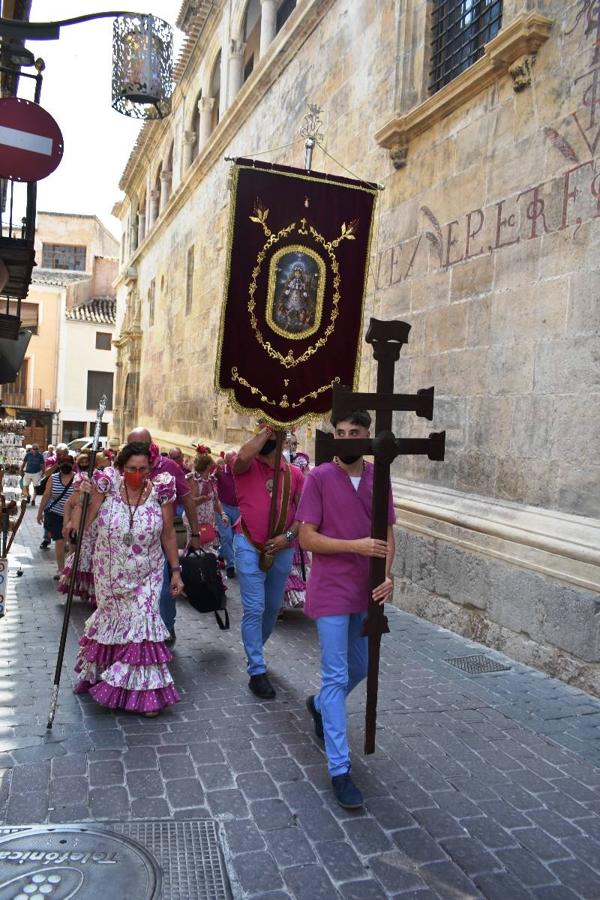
[123,532,134,547]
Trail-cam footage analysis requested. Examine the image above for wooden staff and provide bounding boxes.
[260,431,285,570]
[47,395,107,729]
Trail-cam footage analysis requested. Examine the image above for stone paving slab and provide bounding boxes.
[0,512,600,897]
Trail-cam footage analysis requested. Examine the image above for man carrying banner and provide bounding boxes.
[233,425,304,699]
[298,409,396,809]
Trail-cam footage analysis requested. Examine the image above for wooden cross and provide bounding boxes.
[315,318,446,754]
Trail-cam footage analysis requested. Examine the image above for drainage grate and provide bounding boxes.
[445,654,511,675]
[111,820,231,900]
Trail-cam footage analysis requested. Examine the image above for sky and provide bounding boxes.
[23,0,184,239]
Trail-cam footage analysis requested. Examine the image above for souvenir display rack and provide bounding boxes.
[0,418,26,501]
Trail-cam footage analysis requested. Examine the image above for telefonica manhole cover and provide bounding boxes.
[0,825,161,899]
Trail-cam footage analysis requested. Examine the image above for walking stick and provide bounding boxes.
[47,395,107,729]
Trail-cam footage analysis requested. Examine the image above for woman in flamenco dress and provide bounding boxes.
[72,441,182,716]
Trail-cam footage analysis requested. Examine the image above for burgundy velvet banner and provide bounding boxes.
[215,158,378,427]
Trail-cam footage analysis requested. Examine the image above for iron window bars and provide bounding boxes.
[430,0,503,94]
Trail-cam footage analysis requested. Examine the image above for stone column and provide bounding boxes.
[228,39,246,105]
[182,129,196,170]
[129,218,138,254]
[137,210,146,246]
[149,189,159,226]
[159,170,172,214]
[198,97,215,150]
[260,0,278,57]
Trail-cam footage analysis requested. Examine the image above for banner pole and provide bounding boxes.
[47,395,107,729]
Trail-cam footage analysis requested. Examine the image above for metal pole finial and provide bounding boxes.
[300,103,324,173]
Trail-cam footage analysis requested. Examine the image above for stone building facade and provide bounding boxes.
[113,0,600,690]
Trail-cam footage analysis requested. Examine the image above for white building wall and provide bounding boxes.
[58,319,116,437]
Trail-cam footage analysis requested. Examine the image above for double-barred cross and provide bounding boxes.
[315,318,446,754]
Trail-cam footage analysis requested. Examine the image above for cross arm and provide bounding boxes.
[331,383,435,423]
[315,429,446,466]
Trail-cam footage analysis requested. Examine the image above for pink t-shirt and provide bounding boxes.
[234,457,304,546]
[297,461,396,619]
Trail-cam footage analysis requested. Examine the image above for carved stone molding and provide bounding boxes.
[392,479,600,593]
[509,53,537,91]
[376,11,553,167]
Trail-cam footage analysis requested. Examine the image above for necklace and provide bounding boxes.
[122,481,146,546]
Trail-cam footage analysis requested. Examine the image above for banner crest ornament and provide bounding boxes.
[215,158,378,427]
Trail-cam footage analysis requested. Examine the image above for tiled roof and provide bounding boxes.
[65,297,116,326]
[31,268,91,286]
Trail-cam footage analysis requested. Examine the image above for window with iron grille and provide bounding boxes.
[41,243,87,271]
[430,0,503,94]
[185,245,195,315]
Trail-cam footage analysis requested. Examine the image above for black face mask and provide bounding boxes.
[261,439,277,456]
[60,463,73,474]
[338,454,362,465]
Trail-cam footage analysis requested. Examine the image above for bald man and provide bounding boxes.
[127,428,201,643]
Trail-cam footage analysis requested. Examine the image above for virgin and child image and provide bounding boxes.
[269,250,323,336]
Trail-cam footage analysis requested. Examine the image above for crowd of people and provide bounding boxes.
[28,413,395,810]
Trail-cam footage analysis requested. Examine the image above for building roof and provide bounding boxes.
[65,297,116,326]
[31,268,91,286]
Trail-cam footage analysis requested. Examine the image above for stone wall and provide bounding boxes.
[113,0,600,688]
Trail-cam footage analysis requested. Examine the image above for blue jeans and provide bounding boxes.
[314,613,368,777]
[234,532,294,676]
[216,503,239,569]
[159,556,176,632]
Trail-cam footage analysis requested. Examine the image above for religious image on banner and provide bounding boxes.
[215,158,378,426]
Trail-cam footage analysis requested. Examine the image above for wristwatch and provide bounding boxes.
[285,529,295,543]
[171,566,182,573]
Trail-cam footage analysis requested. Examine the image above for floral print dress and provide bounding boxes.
[74,467,180,713]
[58,473,98,606]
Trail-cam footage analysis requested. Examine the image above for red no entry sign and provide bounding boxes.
[0,97,63,182]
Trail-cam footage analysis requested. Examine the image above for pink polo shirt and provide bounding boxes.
[297,461,396,619]
[234,457,304,546]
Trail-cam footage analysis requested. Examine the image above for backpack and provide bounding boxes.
[181,549,229,630]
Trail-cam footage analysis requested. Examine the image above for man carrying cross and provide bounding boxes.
[298,408,396,809]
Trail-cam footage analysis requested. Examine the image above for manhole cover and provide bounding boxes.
[111,821,231,900]
[0,824,161,898]
[445,654,511,674]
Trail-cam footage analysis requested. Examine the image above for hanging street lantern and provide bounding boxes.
[111,14,173,120]
[0,11,175,120]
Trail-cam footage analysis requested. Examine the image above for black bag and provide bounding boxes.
[181,549,229,630]
[35,473,49,496]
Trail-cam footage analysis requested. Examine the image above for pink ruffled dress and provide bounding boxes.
[58,473,98,606]
[74,467,180,713]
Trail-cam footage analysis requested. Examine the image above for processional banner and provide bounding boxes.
[215,158,378,426]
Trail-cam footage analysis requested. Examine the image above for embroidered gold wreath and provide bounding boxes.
[247,205,357,369]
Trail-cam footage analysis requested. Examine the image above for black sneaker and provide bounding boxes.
[39,539,50,550]
[306,695,324,743]
[331,772,363,809]
[164,628,176,646]
[226,566,235,578]
[248,673,275,700]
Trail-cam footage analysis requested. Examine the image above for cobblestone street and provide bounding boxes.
[1,511,600,898]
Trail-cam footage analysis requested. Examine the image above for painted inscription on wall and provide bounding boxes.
[376,3,600,289]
